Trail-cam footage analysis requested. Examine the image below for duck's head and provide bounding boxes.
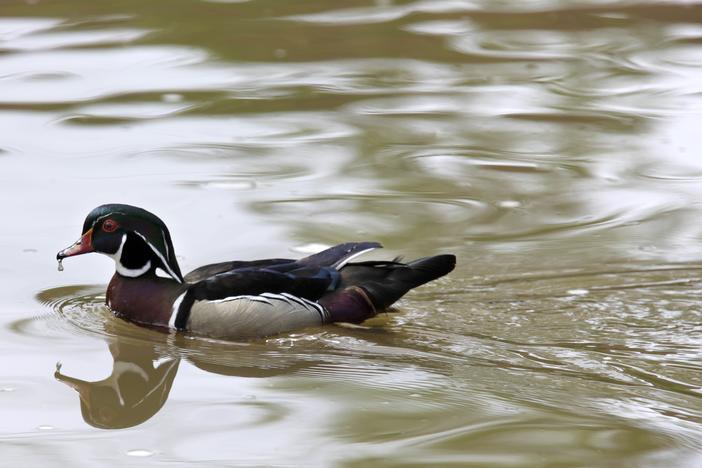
[57,204,183,283]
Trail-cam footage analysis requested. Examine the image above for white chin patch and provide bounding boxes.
[109,233,152,278]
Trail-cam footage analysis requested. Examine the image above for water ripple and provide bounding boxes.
[3,0,702,463]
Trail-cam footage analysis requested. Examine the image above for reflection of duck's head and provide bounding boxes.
[54,340,179,429]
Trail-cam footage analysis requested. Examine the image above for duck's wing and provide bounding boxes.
[188,267,335,303]
[184,258,295,283]
[298,242,382,269]
[183,242,382,283]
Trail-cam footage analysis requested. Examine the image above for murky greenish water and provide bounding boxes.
[1,0,702,466]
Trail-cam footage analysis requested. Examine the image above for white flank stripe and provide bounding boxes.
[206,293,322,311]
[169,291,188,329]
[280,293,327,320]
[195,292,327,322]
[210,295,272,306]
[260,292,293,305]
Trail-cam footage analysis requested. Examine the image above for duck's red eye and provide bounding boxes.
[102,219,118,232]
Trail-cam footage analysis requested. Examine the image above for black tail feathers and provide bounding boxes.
[402,254,457,287]
[321,254,456,322]
[361,254,455,309]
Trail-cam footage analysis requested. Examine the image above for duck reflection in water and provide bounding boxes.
[53,330,318,429]
[54,337,179,429]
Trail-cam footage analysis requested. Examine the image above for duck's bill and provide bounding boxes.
[57,228,94,259]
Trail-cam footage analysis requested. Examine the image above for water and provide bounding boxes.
[1,0,702,466]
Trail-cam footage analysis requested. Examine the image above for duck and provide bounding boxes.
[56,203,456,340]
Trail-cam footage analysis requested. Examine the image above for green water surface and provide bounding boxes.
[0,1,701,466]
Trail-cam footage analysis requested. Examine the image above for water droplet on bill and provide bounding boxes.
[498,200,522,208]
[161,93,183,103]
[127,449,154,457]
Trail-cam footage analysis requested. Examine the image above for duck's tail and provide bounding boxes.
[319,254,456,323]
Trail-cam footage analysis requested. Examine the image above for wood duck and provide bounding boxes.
[57,204,456,340]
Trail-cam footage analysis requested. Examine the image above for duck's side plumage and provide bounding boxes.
[184,293,328,339]
[57,204,456,340]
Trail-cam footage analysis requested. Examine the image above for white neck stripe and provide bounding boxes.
[111,234,152,277]
[133,230,182,283]
[162,230,170,260]
[117,260,152,277]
